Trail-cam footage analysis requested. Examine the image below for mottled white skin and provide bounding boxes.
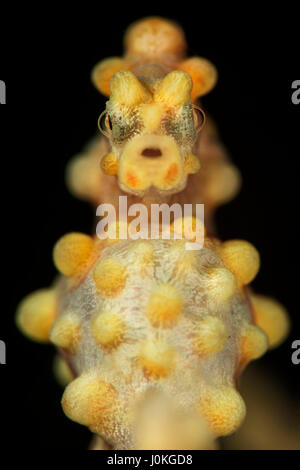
[55,238,252,449]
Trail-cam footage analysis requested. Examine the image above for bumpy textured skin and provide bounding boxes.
[16,17,290,450]
[54,237,249,447]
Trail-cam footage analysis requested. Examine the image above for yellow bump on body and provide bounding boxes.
[220,239,260,286]
[139,337,175,379]
[204,266,237,303]
[100,152,118,175]
[171,216,205,242]
[93,256,128,297]
[184,153,201,174]
[204,163,242,205]
[50,313,81,353]
[146,283,183,328]
[177,57,218,100]
[251,294,290,348]
[61,373,118,434]
[66,152,102,202]
[91,311,125,350]
[53,355,74,386]
[197,386,246,436]
[154,71,192,106]
[91,57,129,96]
[110,70,152,106]
[240,324,268,363]
[53,232,94,277]
[192,317,228,357]
[15,288,57,343]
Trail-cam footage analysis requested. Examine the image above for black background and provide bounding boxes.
[0,3,299,450]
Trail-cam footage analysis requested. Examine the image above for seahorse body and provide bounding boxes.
[16,17,290,450]
[52,233,266,449]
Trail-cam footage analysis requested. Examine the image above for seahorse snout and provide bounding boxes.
[118,134,186,195]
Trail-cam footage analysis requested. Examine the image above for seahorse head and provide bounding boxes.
[92,17,217,198]
[98,69,205,196]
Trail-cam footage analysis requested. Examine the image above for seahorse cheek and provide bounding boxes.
[118,134,185,192]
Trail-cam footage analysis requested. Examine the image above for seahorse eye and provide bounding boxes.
[98,110,112,138]
[192,105,206,133]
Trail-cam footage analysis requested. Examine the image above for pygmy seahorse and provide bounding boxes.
[15,17,290,450]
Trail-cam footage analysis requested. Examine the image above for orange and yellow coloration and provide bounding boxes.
[66,17,240,233]
[15,16,290,450]
[16,288,57,343]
